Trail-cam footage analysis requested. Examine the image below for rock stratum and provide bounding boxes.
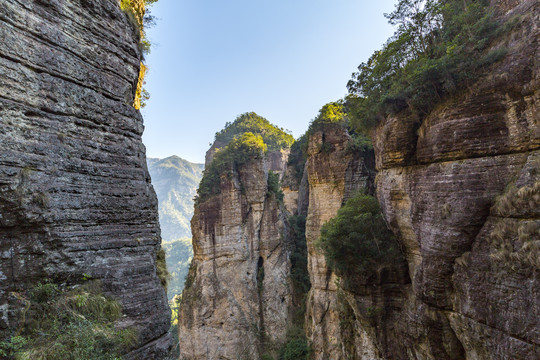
[178,148,292,359]
[0,0,171,358]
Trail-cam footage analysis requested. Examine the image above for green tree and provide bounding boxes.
[195,132,267,204]
[317,193,401,289]
[347,0,511,131]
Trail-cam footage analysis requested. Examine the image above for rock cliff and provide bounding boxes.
[304,1,539,359]
[179,149,292,359]
[0,0,171,358]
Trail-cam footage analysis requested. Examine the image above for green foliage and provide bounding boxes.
[316,193,401,289]
[277,327,310,360]
[162,238,193,301]
[347,0,511,130]
[0,336,28,358]
[347,131,373,153]
[214,113,294,152]
[195,132,267,204]
[156,247,170,290]
[287,133,308,183]
[5,281,136,360]
[267,171,284,203]
[288,215,310,303]
[307,102,346,135]
[30,282,59,303]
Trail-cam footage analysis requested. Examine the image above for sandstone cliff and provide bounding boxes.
[178,117,295,360]
[179,150,292,359]
[0,0,171,358]
[302,1,539,359]
[373,0,539,358]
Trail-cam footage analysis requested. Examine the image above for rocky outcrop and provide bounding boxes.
[178,151,292,359]
[0,0,171,358]
[372,0,539,358]
[302,125,395,359]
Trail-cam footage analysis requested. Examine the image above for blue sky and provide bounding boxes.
[141,0,397,163]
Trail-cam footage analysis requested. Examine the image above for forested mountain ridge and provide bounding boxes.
[147,156,202,301]
[147,156,203,241]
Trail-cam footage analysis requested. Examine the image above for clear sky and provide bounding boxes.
[141,0,397,164]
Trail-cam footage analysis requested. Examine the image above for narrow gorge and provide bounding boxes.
[0,0,537,359]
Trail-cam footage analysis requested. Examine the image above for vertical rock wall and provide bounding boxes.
[373,0,539,358]
[178,152,292,359]
[303,125,389,359]
[0,0,171,358]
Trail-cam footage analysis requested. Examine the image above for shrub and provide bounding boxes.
[156,247,170,290]
[316,193,401,288]
[195,132,267,204]
[119,0,158,109]
[287,134,308,183]
[307,102,346,135]
[267,171,284,203]
[347,0,513,130]
[288,215,310,301]
[277,327,310,360]
[5,280,137,360]
[214,113,294,152]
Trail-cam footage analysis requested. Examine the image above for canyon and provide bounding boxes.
[0,0,537,359]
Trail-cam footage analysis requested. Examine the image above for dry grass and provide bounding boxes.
[489,218,540,271]
[491,181,540,217]
[488,181,540,271]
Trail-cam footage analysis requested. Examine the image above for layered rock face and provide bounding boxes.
[303,126,412,360]
[178,151,292,359]
[372,0,539,358]
[0,0,171,358]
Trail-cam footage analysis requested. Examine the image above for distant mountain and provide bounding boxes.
[148,156,204,241]
[147,156,203,300]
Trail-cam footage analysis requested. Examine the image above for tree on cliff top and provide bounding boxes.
[347,0,512,131]
[195,132,267,204]
[214,112,294,152]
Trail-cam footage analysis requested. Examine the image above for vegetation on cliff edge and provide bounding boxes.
[214,113,294,152]
[288,102,372,183]
[197,113,294,205]
[120,0,158,109]
[347,0,515,130]
[195,132,267,204]
[0,281,136,360]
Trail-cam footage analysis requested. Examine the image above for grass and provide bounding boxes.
[1,281,137,360]
[489,181,540,271]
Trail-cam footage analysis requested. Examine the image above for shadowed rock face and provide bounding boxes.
[303,125,413,360]
[178,150,292,359]
[372,0,539,358]
[0,0,171,358]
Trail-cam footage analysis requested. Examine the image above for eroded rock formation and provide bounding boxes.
[178,150,292,359]
[304,1,539,359]
[0,0,171,357]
